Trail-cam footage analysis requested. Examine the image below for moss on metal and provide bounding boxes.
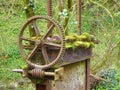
[26,33,95,49]
[65,33,95,49]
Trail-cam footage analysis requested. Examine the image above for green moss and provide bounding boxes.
[82,42,91,48]
[28,37,37,40]
[22,65,28,70]
[90,42,95,47]
[73,41,83,48]
[65,33,96,49]
[28,36,42,40]
[82,32,90,37]
[65,43,73,48]
[65,35,76,42]
[26,33,95,49]
[77,33,91,41]
[77,35,87,41]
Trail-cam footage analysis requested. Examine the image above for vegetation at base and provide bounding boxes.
[0,0,120,89]
[92,68,120,90]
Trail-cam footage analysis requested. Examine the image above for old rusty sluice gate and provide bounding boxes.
[13,0,92,90]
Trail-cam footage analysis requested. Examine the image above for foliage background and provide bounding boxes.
[0,0,120,89]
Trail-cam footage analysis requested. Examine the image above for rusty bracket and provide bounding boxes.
[54,67,64,80]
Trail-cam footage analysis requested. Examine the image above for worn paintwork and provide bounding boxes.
[52,61,86,90]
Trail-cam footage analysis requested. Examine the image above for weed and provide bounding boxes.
[93,69,120,90]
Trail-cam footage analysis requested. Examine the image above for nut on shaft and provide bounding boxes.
[28,69,56,78]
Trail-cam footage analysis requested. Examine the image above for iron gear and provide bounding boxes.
[18,15,65,69]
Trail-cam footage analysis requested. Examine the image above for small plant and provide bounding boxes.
[92,69,120,90]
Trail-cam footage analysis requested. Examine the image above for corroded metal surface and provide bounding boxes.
[27,67,64,81]
[48,47,92,66]
[52,61,86,90]
[18,15,65,69]
[36,82,52,90]
[36,84,46,90]
[47,0,52,28]
[46,0,52,17]
[77,0,81,35]
[86,59,90,90]
[61,47,92,66]
[29,69,45,78]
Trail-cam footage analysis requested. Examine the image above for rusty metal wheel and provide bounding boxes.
[18,15,65,69]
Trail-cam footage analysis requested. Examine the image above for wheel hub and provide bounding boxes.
[36,39,41,45]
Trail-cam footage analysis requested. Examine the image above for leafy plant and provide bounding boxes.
[93,69,120,90]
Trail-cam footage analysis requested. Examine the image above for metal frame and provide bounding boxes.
[22,0,90,90]
[36,0,90,90]
[86,59,90,90]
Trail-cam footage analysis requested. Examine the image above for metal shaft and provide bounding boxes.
[44,72,55,77]
[47,0,52,17]
[77,0,81,35]
[47,0,52,28]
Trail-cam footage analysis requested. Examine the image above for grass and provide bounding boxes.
[0,1,28,89]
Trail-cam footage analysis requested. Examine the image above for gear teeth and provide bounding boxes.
[46,0,66,67]
[44,15,65,68]
[47,0,53,17]
[49,0,52,17]
[19,15,65,69]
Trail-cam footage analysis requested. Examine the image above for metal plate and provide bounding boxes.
[61,47,92,66]
[48,47,92,66]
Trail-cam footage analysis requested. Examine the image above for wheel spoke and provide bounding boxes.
[23,45,34,50]
[32,20,40,37]
[43,24,55,39]
[27,45,39,60]
[44,42,62,48]
[20,36,35,42]
[42,46,50,64]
